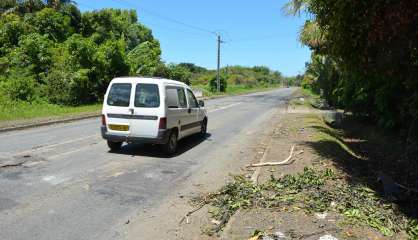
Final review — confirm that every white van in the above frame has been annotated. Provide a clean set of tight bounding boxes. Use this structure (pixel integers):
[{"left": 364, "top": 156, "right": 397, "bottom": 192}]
[{"left": 101, "top": 77, "right": 208, "bottom": 155}]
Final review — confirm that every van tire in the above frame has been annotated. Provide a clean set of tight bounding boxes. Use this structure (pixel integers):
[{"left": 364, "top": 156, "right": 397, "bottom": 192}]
[
  {"left": 164, "top": 130, "right": 178, "bottom": 156},
  {"left": 200, "top": 119, "right": 207, "bottom": 137},
  {"left": 107, "top": 141, "right": 122, "bottom": 151}
]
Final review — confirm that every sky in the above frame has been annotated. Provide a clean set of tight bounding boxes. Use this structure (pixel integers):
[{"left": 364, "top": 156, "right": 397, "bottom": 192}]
[{"left": 75, "top": 0, "right": 311, "bottom": 76}]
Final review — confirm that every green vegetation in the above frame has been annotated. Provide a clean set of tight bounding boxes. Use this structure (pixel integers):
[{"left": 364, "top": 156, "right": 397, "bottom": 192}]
[
  {"left": 197, "top": 168, "right": 417, "bottom": 238},
  {"left": 0, "top": 2, "right": 161, "bottom": 106},
  {"left": 189, "top": 65, "right": 297, "bottom": 90},
  {"left": 285, "top": 0, "right": 417, "bottom": 140},
  {"left": 0, "top": 101, "right": 101, "bottom": 122}
]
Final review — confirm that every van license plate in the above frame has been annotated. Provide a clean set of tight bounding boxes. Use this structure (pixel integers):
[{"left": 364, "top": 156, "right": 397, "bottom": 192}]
[{"left": 109, "top": 124, "right": 129, "bottom": 131}]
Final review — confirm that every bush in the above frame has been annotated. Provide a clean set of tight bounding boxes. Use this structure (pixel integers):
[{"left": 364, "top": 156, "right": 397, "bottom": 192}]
[
  {"left": 42, "top": 68, "right": 72, "bottom": 104},
  {"left": 44, "top": 68, "right": 96, "bottom": 105},
  {"left": 0, "top": 71, "right": 37, "bottom": 102},
  {"left": 209, "top": 75, "right": 227, "bottom": 92}
]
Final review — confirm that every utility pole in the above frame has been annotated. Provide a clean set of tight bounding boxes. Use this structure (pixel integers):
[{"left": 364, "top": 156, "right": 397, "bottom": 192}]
[{"left": 217, "top": 35, "right": 221, "bottom": 92}]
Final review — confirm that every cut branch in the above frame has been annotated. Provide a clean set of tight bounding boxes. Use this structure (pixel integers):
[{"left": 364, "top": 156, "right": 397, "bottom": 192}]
[{"left": 246, "top": 145, "right": 295, "bottom": 167}]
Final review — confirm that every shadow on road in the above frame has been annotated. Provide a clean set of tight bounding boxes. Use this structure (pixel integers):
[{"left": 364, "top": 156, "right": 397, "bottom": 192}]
[{"left": 109, "top": 133, "right": 212, "bottom": 158}]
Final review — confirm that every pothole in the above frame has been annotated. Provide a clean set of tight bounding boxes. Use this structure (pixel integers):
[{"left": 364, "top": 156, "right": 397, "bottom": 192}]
[{"left": 0, "top": 155, "right": 46, "bottom": 169}]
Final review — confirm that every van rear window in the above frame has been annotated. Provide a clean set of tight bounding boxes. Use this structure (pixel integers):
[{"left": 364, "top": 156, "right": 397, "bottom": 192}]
[
  {"left": 107, "top": 83, "right": 132, "bottom": 107},
  {"left": 134, "top": 84, "right": 160, "bottom": 108}
]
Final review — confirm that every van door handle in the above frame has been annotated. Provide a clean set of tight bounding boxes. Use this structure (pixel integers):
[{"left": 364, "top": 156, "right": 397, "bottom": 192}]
[
  {"left": 188, "top": 108, "right": 191, "bottom": 114},
  {"left": 129, "top": 108, "right": 134, "bottom": 114}
]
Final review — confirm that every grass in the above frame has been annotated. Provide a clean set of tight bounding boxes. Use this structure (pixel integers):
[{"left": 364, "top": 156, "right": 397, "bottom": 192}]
[
  {"left": 289, "top": 87, "right": 321, "bottom": 109},
  {"left": 0, "top": 101, "right": 101, "bottom": 122}
]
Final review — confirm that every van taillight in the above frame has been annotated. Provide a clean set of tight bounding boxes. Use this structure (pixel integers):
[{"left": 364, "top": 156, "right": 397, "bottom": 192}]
[
  {"left": 159, "top": 117, "right": 167, "bottom": 129},
  {"left": 101, "top": 114, "right": 106, "bottom": 126}
]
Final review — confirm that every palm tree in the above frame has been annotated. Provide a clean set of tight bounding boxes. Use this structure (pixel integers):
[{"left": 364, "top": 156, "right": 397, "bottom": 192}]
[
  {"left": 283, "top": 0, "right": 326, "bottom": 50},
  {"left": 299, "top": 20, "right": 326, "bottom": 50},
  {"left": 282, "top": 0, "right": 310, "bottom": 16}
]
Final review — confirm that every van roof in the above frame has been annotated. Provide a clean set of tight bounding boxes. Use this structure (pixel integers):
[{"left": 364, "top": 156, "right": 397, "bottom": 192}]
[{"left": 111, "top": 77, "right": 188, "bottom": 87}]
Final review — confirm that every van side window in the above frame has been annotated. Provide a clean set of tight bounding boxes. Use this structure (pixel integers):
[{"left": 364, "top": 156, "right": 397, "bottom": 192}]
[
  {"left": 166, "top": 88, "right": 179, "bottom": 108},
  {"left": 177, "top": 88, "right": 187, "bottom": 108},
  {"left": 135, "top": 84, "right": 160, "bottom": 108},
  {"left": 107, "top": 83, "right": 132, "bottom": 107},
  {"left": 186, "top": 89, "right": 199, "bottom": 108}
]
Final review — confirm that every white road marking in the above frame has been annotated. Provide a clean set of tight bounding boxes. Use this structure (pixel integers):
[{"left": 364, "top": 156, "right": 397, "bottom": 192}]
[
  {"left": 42, "top": 175, "right": 72, "bottom": 185},
  {"left": 208, "top": 102, "right": 242, "bottom": 113},
  {"left": 47, "top": 142, "right": 100, "bottom": 159}
]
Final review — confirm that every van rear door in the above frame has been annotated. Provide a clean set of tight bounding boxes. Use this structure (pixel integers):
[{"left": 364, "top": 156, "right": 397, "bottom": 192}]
[
  {"left": 182, "top": 88, "right": 200, "bottom": 135},
  {"left": 105, "top": 83, "right": 133, "bottom": 134},
  {"left": 166, "top": 86, "right": 189, "bottom": 138},
  {"left": 129, "top": 83, "right": 162, "bottom": 138}
]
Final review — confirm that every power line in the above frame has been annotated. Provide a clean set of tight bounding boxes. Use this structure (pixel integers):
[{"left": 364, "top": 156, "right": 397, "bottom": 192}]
[
  {"left": 143, "top": 20, "right": 218, "bottom": 39},
  {"left": 110, "top": 0, "right": 217, "bottom": 36}
]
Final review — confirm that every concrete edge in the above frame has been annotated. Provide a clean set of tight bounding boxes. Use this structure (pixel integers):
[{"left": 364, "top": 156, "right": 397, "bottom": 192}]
[{"left": 0, "top": 113, "right": 101, "bottom": 133}]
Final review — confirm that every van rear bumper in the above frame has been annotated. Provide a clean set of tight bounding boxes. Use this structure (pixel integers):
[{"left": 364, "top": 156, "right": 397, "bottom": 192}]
[{"left": 101, "top": 126, "right": 171, "bottom": 144}]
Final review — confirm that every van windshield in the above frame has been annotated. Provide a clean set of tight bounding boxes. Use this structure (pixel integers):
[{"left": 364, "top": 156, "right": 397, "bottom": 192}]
[
  {"left": 107, "top": 83, "right": 131, "bottom": 107},
  {"left": 134, "top": 84, "right": 160, "bottom": 108}
]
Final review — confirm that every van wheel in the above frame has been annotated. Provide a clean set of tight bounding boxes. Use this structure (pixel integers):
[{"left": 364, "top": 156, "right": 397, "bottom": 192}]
[
  {"left": 164, "top": 131, "right": 178, "bottom": 155},
  {"left": 107, "top": 141, "right": 122, "bottom": 151},
  {"left": 200, "top": 119, "right": 207, "bottom": 137}
]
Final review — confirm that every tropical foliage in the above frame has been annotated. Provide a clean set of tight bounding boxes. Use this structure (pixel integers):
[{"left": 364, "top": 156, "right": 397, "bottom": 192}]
[
  {"left": 0, "top": 2, "right": 163, "bottom": 105},
  {"left": 289, "top": 0, "right": 417, "bottom": 140}
]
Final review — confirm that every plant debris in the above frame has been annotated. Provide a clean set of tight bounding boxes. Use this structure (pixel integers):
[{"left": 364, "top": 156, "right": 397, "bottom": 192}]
[{"left": 194, "top": 167, "right": 418, "bottom": 238}]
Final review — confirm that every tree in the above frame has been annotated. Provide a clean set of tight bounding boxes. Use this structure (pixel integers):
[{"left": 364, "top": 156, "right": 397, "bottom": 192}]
[
  {"left": 0, "top": 14, "right": 31, "bottom": 54},
  {"left": 0, "top": 3, "right": 162, "bottom": 106},
  {"left": 126, "top": 40, "right": 161, "bottom": 76},
  {"left": 96, "top": 38, "right": 129, "bottom": 94},
  {"left": 14, "top": 33, "right": 53, "bottom": 78},
  {"left": 177, "top": 63, "right": 207, "bottom": 74},
  {"left": 32, "top": 7, "right": 73, "bottom": 41},
  {"left": 167, "top": 64, "right": 192, "bottom": 85},
  {"left": 44, "top": 0, "right": 75, "bottom": 10},
  {"left": 286, "top": 0, "right": 417, "bottom": 131},
  {"left": 282, "top": 0, "right": 309, "bottom": 16}
]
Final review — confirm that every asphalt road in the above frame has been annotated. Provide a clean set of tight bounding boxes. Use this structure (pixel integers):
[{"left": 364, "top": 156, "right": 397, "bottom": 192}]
[{"left": 0, "top": 88, "right": 295, "bottom": 240}]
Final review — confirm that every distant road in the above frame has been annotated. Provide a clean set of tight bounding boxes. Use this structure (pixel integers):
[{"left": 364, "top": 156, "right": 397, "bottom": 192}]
[{"left": 0, "top": 88, "right": 296, "bottom": 240}]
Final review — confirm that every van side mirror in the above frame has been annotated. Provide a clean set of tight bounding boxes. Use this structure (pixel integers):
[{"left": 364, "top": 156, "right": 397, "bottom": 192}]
[{"left": 198, "top": 100, "right": 205, "bottom": 107}]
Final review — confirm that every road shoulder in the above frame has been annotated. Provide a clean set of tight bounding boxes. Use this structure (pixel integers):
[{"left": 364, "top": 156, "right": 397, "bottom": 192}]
[{"left": 186, "top": 90, "right": 413, "bottom": 240}]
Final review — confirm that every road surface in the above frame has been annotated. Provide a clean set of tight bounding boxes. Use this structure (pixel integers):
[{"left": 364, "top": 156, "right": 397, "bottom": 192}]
[{"left": 0, "top": 88, "right": 295, "bottom": 240}]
